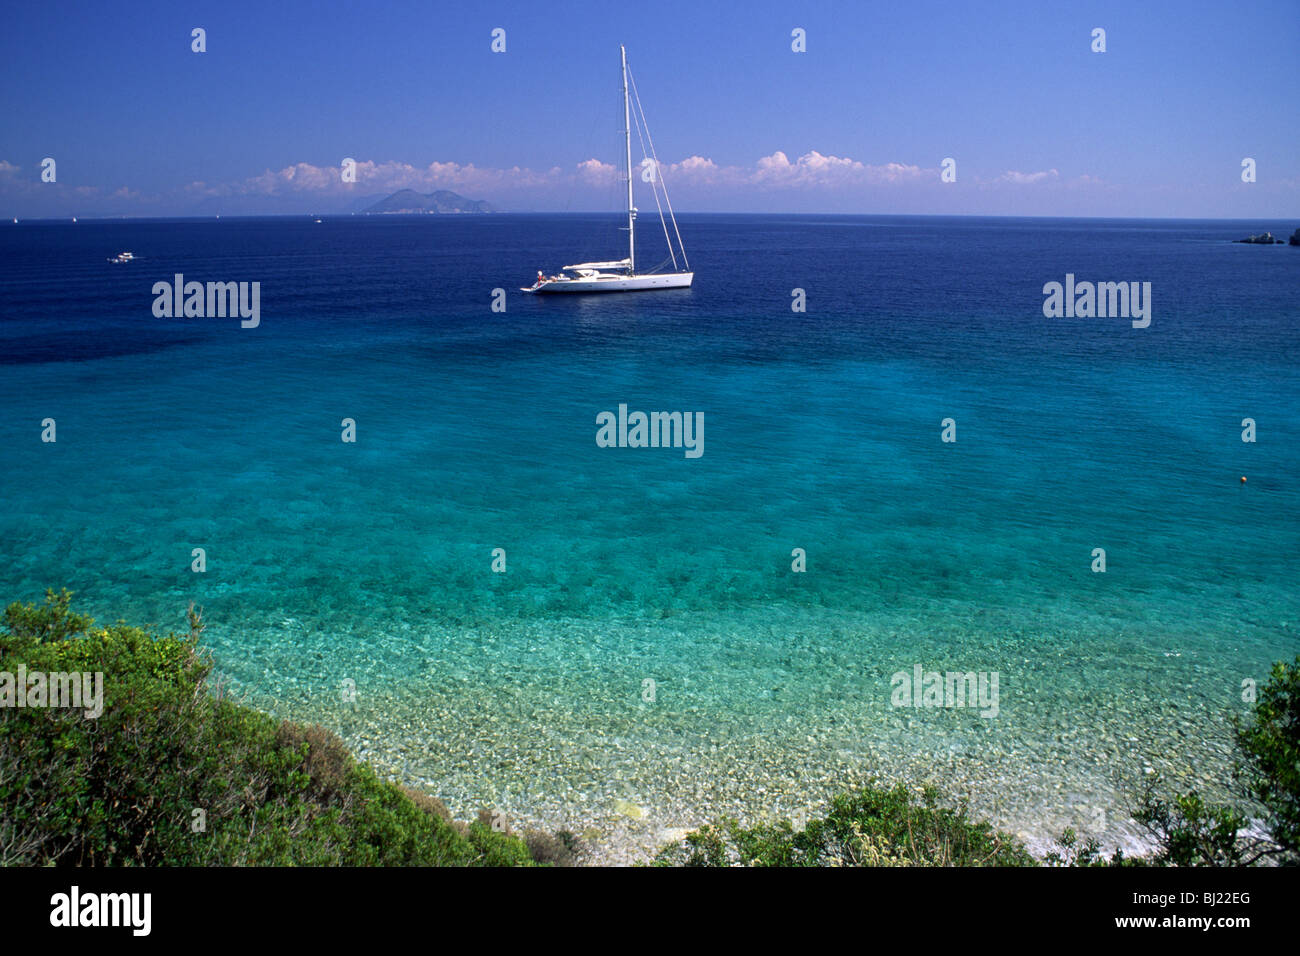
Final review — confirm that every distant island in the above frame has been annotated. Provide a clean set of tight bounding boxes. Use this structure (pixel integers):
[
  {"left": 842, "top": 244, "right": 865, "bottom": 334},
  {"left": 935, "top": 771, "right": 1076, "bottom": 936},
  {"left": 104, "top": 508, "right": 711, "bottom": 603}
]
[
  {"left": 1234, "top": 228, "right": 1299, "bottom": 245},
  {"left": 361, "top": 189, "right": 494, "bottom": 215}
]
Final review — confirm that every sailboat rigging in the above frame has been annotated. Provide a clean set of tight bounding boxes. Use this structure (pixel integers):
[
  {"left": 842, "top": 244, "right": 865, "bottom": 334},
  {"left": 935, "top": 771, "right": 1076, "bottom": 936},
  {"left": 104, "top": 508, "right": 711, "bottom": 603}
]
[{"left": 522, "top": 45, "right": 693, "bottom": 294}]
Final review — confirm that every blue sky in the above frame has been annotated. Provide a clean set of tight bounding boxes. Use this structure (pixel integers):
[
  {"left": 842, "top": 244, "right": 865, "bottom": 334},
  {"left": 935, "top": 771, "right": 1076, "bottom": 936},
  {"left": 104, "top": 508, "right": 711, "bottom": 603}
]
[{"left": 1, "top": 0, "right": 1296, "bottom": 217}]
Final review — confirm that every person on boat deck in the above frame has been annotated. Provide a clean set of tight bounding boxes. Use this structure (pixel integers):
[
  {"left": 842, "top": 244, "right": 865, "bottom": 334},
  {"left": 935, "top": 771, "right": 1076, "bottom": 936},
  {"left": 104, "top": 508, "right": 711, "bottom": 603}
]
[{"left": 536, "top": 270, "right": 546, "bottom": 285}]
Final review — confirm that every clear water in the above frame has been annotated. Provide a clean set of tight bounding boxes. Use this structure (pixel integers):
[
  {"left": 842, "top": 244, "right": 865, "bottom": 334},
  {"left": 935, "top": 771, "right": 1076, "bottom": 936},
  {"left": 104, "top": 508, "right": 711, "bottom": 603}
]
[{"left": 1, "top": 214, "right": 1297, "bottom": 858}]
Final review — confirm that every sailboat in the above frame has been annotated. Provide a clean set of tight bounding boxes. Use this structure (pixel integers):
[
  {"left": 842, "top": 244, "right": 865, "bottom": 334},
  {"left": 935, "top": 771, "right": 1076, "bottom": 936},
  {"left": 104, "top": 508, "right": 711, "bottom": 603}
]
[{"left": 522, "top": 45, "right": 692, "bottom": 294}]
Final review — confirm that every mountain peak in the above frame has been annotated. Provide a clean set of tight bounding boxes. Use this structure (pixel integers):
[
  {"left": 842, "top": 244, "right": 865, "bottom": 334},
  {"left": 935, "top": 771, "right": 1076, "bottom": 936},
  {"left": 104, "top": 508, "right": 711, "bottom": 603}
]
[{"left": 362, "top": 189, "right": 494, "bottom": 215}]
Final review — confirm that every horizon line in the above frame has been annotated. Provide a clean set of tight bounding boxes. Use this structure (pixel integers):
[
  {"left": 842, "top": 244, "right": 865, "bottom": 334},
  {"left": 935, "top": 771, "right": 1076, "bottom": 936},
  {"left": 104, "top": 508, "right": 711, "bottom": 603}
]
[{"left": 5, "top": 212, "right": 1299, "bottom": 224}]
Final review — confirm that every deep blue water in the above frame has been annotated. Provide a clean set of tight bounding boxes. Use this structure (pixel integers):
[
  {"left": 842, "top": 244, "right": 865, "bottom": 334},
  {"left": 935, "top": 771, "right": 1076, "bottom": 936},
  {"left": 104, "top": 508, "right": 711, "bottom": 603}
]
[{"left": 1, "top": 214, "right": 1297, "bottom": 854}]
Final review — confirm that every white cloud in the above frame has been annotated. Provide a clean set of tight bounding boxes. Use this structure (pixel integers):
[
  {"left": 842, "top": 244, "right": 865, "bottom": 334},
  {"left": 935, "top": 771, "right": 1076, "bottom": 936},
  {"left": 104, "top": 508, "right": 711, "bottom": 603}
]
[
  {"left": 754, "top": 150, "right": 865, "bottom": 187},
  {"left": 995, "top": 168, "right": 1060, "bottom": 185},
  {"left": 664, "top": 152, "right": 926, "bottom": 189},
  {"left": 867, "top": 162, "right": 926, "bottom": 183},
  {"left": 0, "top": 149, "right": 968, "bottom": 215},
  {"left": 666, "top": 155, "right": 724, "bottom": 183},
  {"left": 184, "top": 159, "right": 567, "bottom": 199},
  {"left": 576, "top": 158, "right": 617, "bottom": 185},
  {"left": 217, "top": 151, "right": 930, "bottom": 195},
  {"left": 165, "top": 150, "right": 937, "bottom": 204}
]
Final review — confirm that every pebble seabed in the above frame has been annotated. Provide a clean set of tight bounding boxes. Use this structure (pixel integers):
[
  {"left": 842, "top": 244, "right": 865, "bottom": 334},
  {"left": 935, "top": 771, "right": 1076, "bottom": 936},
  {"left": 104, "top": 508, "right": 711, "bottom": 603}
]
[{"left": 217, "top": 602, "right": 1282, "bottom": 866}]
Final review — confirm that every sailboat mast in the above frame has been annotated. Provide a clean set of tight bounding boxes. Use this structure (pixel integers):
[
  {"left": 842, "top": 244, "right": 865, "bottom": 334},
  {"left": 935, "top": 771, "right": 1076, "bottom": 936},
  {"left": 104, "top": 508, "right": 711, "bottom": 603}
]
[{"left": 621, "top": 44, "right": 635, "bottom": 274}]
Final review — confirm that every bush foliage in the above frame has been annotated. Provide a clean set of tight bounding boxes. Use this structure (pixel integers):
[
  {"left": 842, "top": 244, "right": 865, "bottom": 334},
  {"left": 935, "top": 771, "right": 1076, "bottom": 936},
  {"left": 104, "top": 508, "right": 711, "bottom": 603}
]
[
  {"left": 653, "top": 783, "right": 1037, "bottom": 867},
  {"left": 0, "top": 590, "right": 534, "bottom": 866}
]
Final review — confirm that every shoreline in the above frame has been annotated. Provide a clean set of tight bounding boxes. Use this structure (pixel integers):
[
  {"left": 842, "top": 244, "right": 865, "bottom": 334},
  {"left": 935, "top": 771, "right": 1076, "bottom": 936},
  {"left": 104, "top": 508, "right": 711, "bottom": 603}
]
[{"left": 224, "top": 608, "right": 1245, "bottom": 867}]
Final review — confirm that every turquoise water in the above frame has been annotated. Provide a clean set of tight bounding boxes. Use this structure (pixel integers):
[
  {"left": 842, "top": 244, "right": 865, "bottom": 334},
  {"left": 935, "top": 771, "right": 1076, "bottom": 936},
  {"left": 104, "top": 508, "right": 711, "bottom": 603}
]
[{"left": 1, "top": 214, "right": 1296, "bottom": 858}]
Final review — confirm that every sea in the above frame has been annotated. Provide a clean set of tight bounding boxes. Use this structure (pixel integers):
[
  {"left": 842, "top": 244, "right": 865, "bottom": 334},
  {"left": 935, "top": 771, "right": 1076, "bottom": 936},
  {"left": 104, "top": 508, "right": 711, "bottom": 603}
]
[{"left": 1, "top": 213, "right": 1296, "bottom": 861}]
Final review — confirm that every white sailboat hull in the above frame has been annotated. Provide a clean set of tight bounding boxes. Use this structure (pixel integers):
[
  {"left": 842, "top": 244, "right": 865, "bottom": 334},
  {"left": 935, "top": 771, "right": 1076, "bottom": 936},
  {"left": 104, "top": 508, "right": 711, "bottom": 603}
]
[
  {"left": 525, "top": 272, "right": 693, "bottom": 294},
  {"left": 520, "top": 47, "right": 692, "bottom": 296}
]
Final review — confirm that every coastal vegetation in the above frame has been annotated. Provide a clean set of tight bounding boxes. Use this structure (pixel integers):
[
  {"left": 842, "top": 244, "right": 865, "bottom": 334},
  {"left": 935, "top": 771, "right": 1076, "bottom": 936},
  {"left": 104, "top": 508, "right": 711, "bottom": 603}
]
[
  {"left": 652, "top": 783, "right": 1037, "bottom": 866},
  {"left": 1045, "top": 654, "right": 1299, "bottom": 868},
  {"left": 3, "top": 591, "right": 1295, "bottom": 867},
  {"left": 656, "top": 657, "right": 1300, "bottom": 867},
  {"left": 0, "top": 590, "right": 540, "bottom": 866}
]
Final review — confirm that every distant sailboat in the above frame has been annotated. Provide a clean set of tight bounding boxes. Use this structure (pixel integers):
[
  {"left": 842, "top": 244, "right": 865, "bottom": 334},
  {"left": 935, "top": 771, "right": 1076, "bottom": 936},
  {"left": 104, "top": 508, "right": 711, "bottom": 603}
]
[{"left": 523, "top": 45, "right": 692, "bottom": 294}]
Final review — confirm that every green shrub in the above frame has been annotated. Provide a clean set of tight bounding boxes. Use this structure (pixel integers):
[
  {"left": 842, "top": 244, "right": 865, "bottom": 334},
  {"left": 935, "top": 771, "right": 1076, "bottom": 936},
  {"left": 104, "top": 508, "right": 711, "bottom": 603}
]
[
  {"left": 1235, "top": 656, "right": 1300, "bottom": 861},
  {"left": 653, "top": 783, "right": 1037, "bottom": 867},
  {"left": 1130, "top": 788, "right": 1250, "bottom": 867},
  {"left": 522, "top": 827, "right": 581, "bottom": 866},
  {"left": 1054, "top": 655, "right": 1300, "bottom": 867},
  {"left": 0, "top": 590, "right": 533, "bottom": 866}
]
